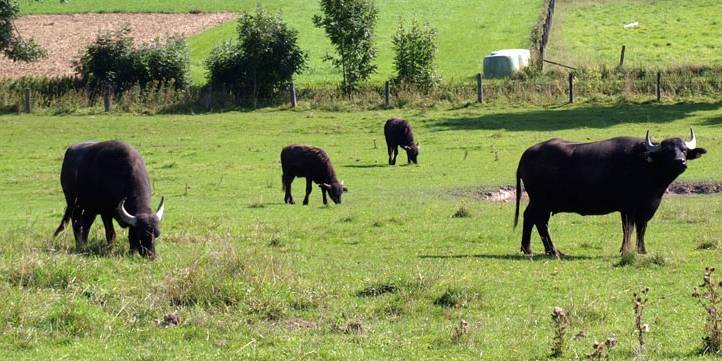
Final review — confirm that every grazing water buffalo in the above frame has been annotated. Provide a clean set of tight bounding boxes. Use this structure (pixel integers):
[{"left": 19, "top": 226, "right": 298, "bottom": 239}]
[
  {"left": 53, "top": 141, "right": 165, "bottom": 258},
  {"left": 384, "top": 118, "right": 420, "bottom": 165},
  {"left": 514, "top": 129, "right": 706, "bottom": 256},
  {"left": 281, "top": 144, "right": 347, "bottom": 205}
]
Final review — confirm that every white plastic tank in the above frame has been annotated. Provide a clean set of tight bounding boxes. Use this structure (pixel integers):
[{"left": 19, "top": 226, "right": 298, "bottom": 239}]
[{"left": 483, "top": 49, "right": 531, "bottom": 78}]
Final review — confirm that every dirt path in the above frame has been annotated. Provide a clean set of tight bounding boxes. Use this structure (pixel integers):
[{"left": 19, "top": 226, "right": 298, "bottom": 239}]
[
  {"left": 0, "top": 13, "right": 237, "bottom": 79},
  {"left": 455, "top": 182, "right": 722, "bottom": 203}
]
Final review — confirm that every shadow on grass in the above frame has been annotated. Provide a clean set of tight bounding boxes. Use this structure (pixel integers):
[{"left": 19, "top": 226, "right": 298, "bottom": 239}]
[
  {"left": 418, "top": 253, "right": 600, "bottom": 261},
  {"left": 342, "top": 164, "right": 388, "bottom": 168},
  {"left": 71, "top": 238, "right": 128, "bottom": 258},
  {"left": 430, "top": 101, "right": 722, "bottom": 132}
]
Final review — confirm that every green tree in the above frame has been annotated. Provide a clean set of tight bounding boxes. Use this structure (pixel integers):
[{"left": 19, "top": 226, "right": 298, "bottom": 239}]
[
  {"left": 0, "top": 0, "right": 45, "bottom": 61},
  {"left": 206, "top": 6, "right": 306, "bottom": 103},
  {"left": 313, "top": 0, "right": 377, "bottom": 95},
  {"left": 392, "top": 19, "right": 438, "bottom": 92}
]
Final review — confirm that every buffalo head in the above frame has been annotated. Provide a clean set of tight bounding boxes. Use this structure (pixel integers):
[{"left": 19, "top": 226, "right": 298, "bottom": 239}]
[
  {"left": 401, "top": 143, "right": 420, "bottom": 164},
  {"left": 320, "top": 181, "right": 348, "bottom": 204},
  {"left": 644, "top": 128, "right": 706, "bottom": 173},
  {"left": 117, "top": 197, "right": 165, "bottom": 259}
]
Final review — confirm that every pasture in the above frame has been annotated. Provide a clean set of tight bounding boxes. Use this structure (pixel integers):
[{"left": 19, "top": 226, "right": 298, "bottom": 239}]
[
  {"left": 17, "top": 0, "right": 544, "bottom": 85},
  {"left": 1, "top": 102, "right": 722, "bottom": 359},
  {"left": 545, "top": 0, "right": 722, "bottom": 68}
]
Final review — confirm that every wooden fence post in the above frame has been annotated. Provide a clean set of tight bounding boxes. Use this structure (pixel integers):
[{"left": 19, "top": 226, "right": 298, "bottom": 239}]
[
  {"left": 476, "top": 73, "right": 484, "bottom": 103},
  {"left": 290, "top": 82, "right": 297, "bottom": 108},
  {"left": 568, "top": 72, "right": 574, "bottom": 103},
  {"left": 619, "top": 45, "right": 626, "bottom": 67},
  {"left": 656, "top": 71, "right": 661, "bottom": 102},
  {"left": 384, "top": 81, "right": 390, "bottom": 107},
  {"left": 23, "top": 88, "right": 31, "bottom": 113},
  {"left": 103, "top": 84, "right": 112, "bottom": 112}
]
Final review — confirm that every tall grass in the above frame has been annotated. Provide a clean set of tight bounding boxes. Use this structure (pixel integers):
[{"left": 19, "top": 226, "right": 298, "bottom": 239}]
[{"left": 3, "top": 64, "right": 722, "bottom": 114}]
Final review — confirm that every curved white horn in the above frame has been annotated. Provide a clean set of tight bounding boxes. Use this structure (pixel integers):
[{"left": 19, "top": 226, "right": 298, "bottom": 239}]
[
  {"left": 155, "top": 196, "right": 165, "bottom": 222},
  {"left": 685, "top": 128, "right": 696, "bottom": 149},
  {"left": 645, "top": 130, "right": 661, "bottom": 152},
  {"left": 117, "top": 198, "right": 138, "bottom": 226}
]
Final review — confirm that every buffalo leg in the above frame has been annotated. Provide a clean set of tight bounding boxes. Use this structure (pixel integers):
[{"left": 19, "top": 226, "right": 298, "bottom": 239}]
[
  {"left": 321, "top": 188, "right": 328, "bottom": 205},
  {"left": 74, "top": 210, "right": 96, "bottom": 251},
  {"left": 283, "top": 174, "right": 295, "bottom": 204},
  {"left": 635, "top": 219, "right": 648, "bottom": 254},
  {"left": 620, "top": 212, "right": 635, "bottom": 254},
  {"left": 391, "top": 146, "right": 399, "bottom": 165},
  {"left": 303, "top": 178, "right": 312, "bottom": 205},
  {"left": 535, "top": 211, "right": 561, "bottom": 257},
  {"left": 101, "top": 214, "right": 116, "bottom": 245},
  {"left": 387, "top": 145, "right": 394, "bottom": 165},
  {"left": 520, "top": 206, "right": 535, "bottom": 254}
]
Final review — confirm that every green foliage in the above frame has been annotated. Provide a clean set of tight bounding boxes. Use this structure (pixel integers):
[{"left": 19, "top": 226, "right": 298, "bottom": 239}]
[
  {"left": 205, "top": 6, "right": 306, "bottom": 102},
  {"left": 75, "top": 27, "right": 189, "bottom": 92},
  {"left": 392, "top": 19, "right": 438, "bottom": 91},
  {"left": 0, "top": 0, "right": 45, "bottom": 61},
  {"left": 313, "top": 0, "right": 378, "bottom": 94}
]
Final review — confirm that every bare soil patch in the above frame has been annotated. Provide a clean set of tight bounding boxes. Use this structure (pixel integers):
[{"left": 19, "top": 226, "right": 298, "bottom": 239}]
[
  {"left": 454, "top": 182, "right": 722, "bottom": 203},
  {"left": 0, "top": 13, "right": 237, "bottom": 79}
]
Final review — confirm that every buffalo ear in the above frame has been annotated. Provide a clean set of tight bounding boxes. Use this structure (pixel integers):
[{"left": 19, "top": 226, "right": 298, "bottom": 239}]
[
  {"left": 688, "top": 147, "right": 707, "bottom": 160},
  {"left": 342, "top": 186, "right": 348, "bottom": 193}
]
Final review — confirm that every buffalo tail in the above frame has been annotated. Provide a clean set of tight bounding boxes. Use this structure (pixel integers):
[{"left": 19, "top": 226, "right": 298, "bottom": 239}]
[{"left": 513, "top": 168, "right": 522, "bottom": 229}]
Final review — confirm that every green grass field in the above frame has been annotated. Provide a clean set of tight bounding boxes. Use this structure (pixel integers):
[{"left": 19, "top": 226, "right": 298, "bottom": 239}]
[
  {"left": 18, "top": 0, "right": 544, "bottom": 85},
  {"left": 546, "top": 0, "right": 722, "bottom": 68},
  {"left": 2, "top": 102, "right": 722, "bottom": 359}
]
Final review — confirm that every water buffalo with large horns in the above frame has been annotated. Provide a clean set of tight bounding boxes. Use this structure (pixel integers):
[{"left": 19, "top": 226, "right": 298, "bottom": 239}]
[
  {"left": 53, "top": 141, "right": 165, "bottom": 258},
  {"left": 281, "top": 144, "right": 347, "bottom": 205},
  {"left": 384, "top": 118, "right": 420, "bottom": 165},
  {"left": 514, "top": 129, "right": 706, "bottom": 257}
]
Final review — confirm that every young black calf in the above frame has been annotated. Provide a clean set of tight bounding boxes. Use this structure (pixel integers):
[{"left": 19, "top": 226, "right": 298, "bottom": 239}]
[
  {"left": 281, "top": 144, "right": 348, "bottom": 205},
  {"left": 384, "top": 118, "right": 419, "bottom": 165}
]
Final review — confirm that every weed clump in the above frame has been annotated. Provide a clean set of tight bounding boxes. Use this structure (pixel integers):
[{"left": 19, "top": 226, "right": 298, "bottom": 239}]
[
  {"left": 451, "top": 206, "right": 471, "bottom": 218},
  {"left": 616, "top": 252, "right": 637, "bottom": 267},
  {"left": 356, "top": 283, "right": 398, "bottom": 297},
  {"left": 450, "top": 319, "right": 469, "bottom": 344},
  {"left": 551, "top": 306, "right": 569, "bottom": 357},
  {"left": 633, "top": 288, "right": 650, "bottom": 357},
  {"left": 434, "top": 288, "right": 471, "bottom": 308},
  {"left": 587, "top": 337, "right": 618, "bottom": 360},
  {"left": 692, "top": 267, "right": 722, "bottom": 355}
]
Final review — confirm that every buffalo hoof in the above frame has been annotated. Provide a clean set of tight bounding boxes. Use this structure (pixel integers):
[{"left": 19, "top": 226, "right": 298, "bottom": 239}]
[
  {"left": 520, "top": 246, "right": 533, "bottom": 255},
  {"left": 637, "top": 249, "right": 648, "bottom": 255},
  {"left": 546, "top": 249, "right": 565, "bottom": 258}
]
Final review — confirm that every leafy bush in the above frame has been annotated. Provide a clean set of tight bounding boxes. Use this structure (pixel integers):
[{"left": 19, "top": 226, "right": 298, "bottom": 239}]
[
  {"left": 313, "top": 0, "right": 378, "bottom": 94},
  {"left": 75, "top": 27, "right": 189, "bottom": 93},
  {"left": 392, "top": 19, "right": 438, "bottom": 91},
  {"left": 0, "top": 0, "right": 46, "bottom": 62},
  {"left": 205, "top": 6, "right": 306, "bottom": 102}
]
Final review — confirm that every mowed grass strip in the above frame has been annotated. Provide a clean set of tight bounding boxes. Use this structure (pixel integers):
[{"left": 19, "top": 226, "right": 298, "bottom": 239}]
[
  {"left": 19, "top": 0, "right": 545, "bottom": 85},
  {"left": 546, "top": 0, "right": 722, "bottom": 67},
  {"left": 1, "top": 102, "right": 722, "bottom": 358}
]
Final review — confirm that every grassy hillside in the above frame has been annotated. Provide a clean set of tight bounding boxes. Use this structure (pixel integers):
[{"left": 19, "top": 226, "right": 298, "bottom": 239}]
[
  {"left": 2, "top": 102, "right": 722, "bottom": 359},
  {"left": 18, "top": 0, "right": 545, "bottom": 85},
  {"left": 545, "top": 0, "right": 722, "bottom": 68}
]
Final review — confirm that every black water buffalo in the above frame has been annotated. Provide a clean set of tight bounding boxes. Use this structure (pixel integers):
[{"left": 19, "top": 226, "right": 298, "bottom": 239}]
[
  {"left": 53, "top": 141, "right": 165, "bottom": 258},
  {"left": 384, "top": 118, "right": 420, "bottom": 165},
  {"left": 281, "top": 144, "right": 347, "bottom": 205},
  {"left": 514, "top": 129, "right": 706, "bottom": 256}
]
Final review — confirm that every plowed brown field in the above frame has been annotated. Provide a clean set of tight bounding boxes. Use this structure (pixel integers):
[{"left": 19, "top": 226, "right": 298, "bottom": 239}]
[{"left": 0, "top": 13, "right": 236, "bottom": 79}]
